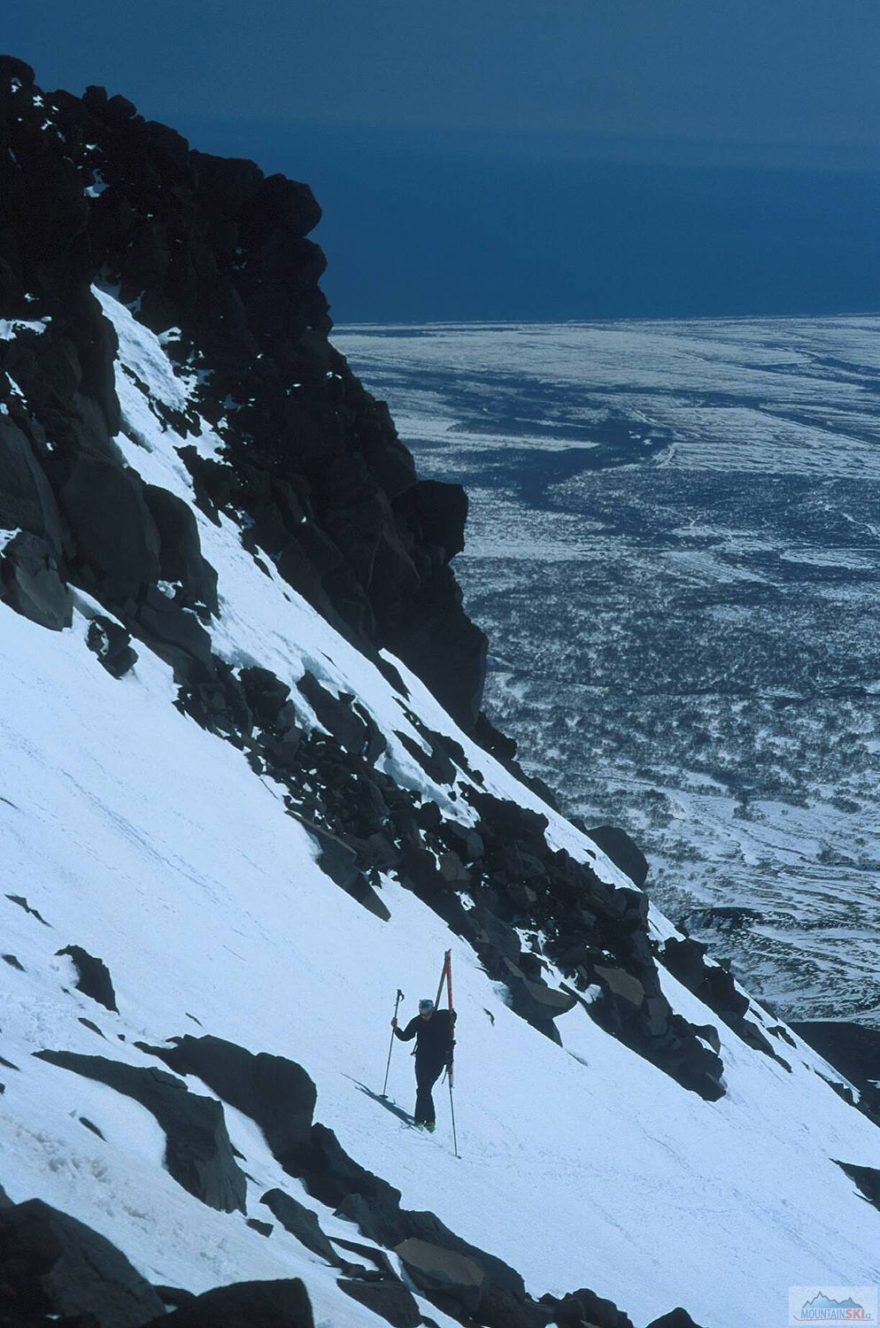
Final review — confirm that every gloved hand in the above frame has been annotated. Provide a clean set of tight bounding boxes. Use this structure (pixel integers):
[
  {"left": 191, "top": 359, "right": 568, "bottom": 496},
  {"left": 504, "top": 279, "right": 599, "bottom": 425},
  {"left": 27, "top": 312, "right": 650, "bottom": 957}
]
[{"left": 391, "top": 1017, "right": 398, "bottom": 1029}]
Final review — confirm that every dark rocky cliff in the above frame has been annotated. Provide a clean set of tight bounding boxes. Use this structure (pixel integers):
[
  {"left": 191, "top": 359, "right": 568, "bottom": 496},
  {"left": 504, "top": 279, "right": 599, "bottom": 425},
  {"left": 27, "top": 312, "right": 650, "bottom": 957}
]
[
  {"left": 0, "top": 53, "right": 770, "bottom": 1109},
  {"left": 0, "top": 53, "right": 485, "bottom": 727}
]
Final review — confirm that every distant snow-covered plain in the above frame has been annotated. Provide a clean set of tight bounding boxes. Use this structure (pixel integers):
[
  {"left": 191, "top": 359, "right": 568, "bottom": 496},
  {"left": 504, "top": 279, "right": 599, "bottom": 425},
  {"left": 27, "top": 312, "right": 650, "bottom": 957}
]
[{"left": 335, "top": 317, "right": 880, "bottom": 1028}]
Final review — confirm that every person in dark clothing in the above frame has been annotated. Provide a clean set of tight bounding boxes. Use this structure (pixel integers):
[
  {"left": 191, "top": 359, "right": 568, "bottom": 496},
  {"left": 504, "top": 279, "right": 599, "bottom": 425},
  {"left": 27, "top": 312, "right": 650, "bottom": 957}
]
[{"left": 391, "top": 997, "right": 456, "bottom": 1130}]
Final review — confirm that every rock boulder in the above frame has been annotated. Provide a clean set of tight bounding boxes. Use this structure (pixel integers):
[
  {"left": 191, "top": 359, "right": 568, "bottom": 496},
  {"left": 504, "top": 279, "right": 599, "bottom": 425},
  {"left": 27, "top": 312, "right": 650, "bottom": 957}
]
[{"left": 0, "top": 1197, "right": 165, "bottom": 1328}]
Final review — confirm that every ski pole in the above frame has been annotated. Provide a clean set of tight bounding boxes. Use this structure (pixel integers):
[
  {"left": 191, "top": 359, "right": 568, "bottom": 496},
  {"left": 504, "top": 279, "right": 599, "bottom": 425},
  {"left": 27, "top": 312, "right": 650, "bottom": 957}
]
[
  {"left": 381, "top": 989, "right": 404, "bottom": 1097},
  {"left": 445, "top": 953, "right": 459, "bottom": 1157},
  {"left": 448, "top": 1074, "right": 459, "bottom": 1158}
]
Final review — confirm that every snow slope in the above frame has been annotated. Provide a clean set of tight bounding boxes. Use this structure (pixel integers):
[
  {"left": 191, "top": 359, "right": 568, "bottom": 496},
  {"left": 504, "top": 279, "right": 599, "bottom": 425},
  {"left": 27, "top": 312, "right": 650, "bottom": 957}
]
[{"left": 1, "top": 294, "right": 880, "bottom": 1328}]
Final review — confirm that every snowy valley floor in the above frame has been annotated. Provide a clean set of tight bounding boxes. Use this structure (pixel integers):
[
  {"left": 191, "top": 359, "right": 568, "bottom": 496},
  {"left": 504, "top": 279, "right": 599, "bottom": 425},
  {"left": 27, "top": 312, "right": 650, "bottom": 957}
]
[{"left": 336, "top": 318, "right": 880, "bottom": 1029}]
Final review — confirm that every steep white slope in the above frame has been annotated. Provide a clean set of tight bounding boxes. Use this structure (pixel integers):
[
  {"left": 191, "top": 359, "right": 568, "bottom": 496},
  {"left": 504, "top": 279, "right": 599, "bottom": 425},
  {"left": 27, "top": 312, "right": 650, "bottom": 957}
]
[
  {"left": 92, "top": 287, "right": 634, "bottom": 880},
  {"left": 0, "top": 295, "right": 879, "bottom": 1327}
]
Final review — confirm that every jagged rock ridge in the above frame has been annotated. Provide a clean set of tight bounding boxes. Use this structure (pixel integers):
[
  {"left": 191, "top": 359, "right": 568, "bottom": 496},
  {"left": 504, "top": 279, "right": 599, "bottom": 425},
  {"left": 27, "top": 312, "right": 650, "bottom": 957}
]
[
  {"left": 0, "top": 52, "right": 484, "bottom": 727},
  {"left": 0, "top": 52, "right": 734, "bottom": 1102}
]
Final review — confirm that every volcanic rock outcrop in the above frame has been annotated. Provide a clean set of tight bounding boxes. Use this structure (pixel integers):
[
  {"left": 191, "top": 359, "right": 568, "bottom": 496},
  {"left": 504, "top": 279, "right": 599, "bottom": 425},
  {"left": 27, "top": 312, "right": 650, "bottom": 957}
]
[{"left": 0, "top": 53, "right": 485, "bottom": 726}]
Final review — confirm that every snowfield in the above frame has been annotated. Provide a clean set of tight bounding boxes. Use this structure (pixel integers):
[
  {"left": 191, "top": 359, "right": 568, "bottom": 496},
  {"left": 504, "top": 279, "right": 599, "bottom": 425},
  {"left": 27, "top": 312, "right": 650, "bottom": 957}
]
[
  {"left": 335, "top": 318, "right": 880, "bottom": 1030},
  {"left": 1, "top": 293, "right": 880, "bottom": 1328}
]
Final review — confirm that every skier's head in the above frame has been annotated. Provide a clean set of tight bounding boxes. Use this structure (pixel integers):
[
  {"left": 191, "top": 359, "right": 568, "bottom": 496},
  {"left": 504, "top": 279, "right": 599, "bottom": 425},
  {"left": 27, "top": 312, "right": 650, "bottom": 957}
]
[{"left": 418, "top": 998, "right": 435, "bottom": 1018}]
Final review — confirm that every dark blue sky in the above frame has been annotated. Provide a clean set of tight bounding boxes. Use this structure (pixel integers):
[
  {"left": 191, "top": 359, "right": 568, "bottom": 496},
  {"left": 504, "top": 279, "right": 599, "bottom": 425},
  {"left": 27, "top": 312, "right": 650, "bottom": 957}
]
[{"left": 5, "top": 1, "right": 880, "bottom": 321}]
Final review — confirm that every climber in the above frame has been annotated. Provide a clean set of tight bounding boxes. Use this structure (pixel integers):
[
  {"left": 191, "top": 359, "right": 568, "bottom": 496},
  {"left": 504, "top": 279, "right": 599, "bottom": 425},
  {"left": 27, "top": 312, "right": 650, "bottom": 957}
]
[{"left": 391, "top": 998, "right": 456, "bottom": 1131}]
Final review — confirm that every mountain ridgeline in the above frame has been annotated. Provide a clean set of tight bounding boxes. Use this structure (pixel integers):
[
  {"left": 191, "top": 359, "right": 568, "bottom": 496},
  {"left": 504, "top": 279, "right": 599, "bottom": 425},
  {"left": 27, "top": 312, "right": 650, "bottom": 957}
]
[
  {"left": 0, "top": 53, "right": 484, "bottom": 729},
  {"left": 1, "top": 55, "right": 879, "bottom": 1328}
]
